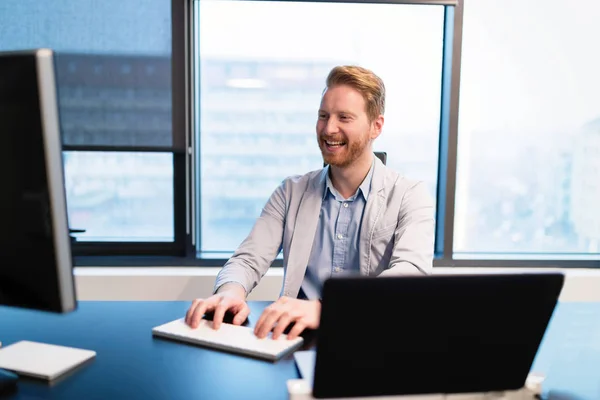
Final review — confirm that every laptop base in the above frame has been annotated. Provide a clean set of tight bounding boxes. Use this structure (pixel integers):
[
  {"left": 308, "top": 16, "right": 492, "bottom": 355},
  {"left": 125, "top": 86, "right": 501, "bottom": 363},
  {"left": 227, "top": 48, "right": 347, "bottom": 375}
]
[{"left": 287, "top": 372, "right": 544, "bottom": 400}]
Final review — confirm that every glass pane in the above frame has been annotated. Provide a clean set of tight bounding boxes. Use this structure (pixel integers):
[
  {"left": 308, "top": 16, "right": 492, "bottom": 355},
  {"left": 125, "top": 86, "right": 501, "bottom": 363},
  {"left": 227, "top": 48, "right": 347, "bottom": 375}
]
[
  {"left": 454, "top": 0, "right": 600, "bottom": 259},
  {"left": 0, "top": 0, "right": 175, "bottom": 244},
  {"left": 196, "top": 0, "right": 445, "bottom": 253},
  {"left": 63, "top": 152, "right": 174, "bottom": 242},
  {"left": 0, "top": 0, "right": 172, "bottom": 148}
]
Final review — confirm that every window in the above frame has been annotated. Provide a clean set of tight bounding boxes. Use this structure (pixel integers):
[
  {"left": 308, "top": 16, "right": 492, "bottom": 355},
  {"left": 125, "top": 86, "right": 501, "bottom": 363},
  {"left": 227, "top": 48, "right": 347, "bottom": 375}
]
[
  {"left": 0, "top": 0, "right": 183, "bottom": 253},
  {"left": 454, "top": 0, "right": 600, "bottom": 259},
  {"left": 194, "top": 0, "right": 445, "bottom": 255},
  {"left": 64, "top": 152, "right": 173, "bottom": 242},
  {"left": 5, "top": 0, "right": 595, "bottom": 266}
]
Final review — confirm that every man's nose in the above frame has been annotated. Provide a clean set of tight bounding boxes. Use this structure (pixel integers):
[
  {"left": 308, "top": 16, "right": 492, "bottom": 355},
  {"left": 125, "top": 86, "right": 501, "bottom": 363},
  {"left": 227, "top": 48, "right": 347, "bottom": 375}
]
[{"left": 324, "top": 117, "right": 339, "bottom": 134}]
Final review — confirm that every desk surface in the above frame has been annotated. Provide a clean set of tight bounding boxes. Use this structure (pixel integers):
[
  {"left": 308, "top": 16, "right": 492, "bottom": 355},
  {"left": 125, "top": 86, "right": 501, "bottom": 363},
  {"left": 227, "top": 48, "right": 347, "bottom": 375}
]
[{"left": 1, "top": 301, "right": 600, "bottom": 400}]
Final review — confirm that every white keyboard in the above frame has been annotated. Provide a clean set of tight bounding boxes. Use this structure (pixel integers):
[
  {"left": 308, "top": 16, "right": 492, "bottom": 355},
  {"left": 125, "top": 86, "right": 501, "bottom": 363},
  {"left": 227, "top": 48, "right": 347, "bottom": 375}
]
[{"left": 152, "top": 318, "right": 304, "bottom": 361}]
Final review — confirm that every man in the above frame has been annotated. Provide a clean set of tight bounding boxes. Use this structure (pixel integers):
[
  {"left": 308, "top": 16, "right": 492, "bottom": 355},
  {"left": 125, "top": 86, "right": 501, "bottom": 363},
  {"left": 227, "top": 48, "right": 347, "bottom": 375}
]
[{"left": 185, "top": 65, "right": 435, "bottom": 340}]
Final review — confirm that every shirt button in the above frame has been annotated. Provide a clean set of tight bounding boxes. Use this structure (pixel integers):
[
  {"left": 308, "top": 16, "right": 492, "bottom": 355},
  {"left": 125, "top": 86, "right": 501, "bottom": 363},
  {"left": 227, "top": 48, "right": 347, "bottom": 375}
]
[
  {"left": 337, "top": 234, "right": 343, "bottom": 239},
  {"left": 343, "top": 203, "right": 348, "bottom": 208},
  {"left": 334, "top": 267, "right": 341, "bottom": 273}
]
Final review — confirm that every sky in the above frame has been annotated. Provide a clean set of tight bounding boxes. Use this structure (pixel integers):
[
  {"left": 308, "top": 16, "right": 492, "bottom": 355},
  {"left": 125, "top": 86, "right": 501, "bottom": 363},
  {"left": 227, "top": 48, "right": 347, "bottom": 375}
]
[{"left": 458, "top": 0, "right": 600, "bottom": 134}]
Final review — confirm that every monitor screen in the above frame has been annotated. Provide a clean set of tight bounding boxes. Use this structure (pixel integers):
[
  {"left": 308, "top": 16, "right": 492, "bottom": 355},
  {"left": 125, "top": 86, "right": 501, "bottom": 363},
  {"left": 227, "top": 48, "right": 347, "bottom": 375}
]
[{"left": 0, "top": 49, "right": 76, "bottom": 313}]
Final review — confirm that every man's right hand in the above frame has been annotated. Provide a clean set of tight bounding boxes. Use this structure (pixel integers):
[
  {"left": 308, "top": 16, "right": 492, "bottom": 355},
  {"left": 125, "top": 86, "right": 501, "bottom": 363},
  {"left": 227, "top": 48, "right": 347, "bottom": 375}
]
[{"left": 184, "top": 283, "right": 249, "bottom": 330}]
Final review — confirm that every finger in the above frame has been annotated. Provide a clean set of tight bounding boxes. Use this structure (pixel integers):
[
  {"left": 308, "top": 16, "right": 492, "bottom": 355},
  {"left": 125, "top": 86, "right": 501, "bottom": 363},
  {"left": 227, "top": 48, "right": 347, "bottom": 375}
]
[
  {"left": 212, "top": 297, "right": 233, "bottom": 330},
  {"left": 272, "top": 311, "right": 295, "bottom": 340},
  {"left": 253, "top": 305, "right": 273, "bottom": 336},
  {"left": 255, "top": 306, "right": 284, "bottom": 338},
  {"left": 185, "top": 299, "right": 201, "bottom": 326},
  {"left": 191, "top": 297, "right": 216, "bottom": 328},
  {"left": 254, "top": 298, "right": 285, "bottom": 336},
  {"left": 233, "top": 304, "right": 250, "bottom": 326},
  {"left": 287, "top": 321, "right": 306, "bottom": 340}
]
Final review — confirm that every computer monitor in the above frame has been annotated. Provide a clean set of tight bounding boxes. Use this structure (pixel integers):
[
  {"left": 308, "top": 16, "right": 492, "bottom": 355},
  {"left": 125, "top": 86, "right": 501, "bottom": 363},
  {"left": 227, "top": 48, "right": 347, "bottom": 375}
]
[{"left": 0, "top": 48, "right": 77, "bottom": 393}]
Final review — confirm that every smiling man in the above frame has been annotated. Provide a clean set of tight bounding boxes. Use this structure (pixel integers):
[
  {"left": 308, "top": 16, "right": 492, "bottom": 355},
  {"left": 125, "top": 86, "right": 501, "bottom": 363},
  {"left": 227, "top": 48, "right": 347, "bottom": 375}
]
[{"left": 185, "top": 66, "right": 435, "bottom": 339}]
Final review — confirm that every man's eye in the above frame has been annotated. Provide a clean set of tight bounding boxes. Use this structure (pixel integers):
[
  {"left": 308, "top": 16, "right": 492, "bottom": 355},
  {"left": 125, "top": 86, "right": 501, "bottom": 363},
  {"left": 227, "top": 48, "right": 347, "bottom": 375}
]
[{"left": 318, "top": 114, "right": 327, "bottom": 119}]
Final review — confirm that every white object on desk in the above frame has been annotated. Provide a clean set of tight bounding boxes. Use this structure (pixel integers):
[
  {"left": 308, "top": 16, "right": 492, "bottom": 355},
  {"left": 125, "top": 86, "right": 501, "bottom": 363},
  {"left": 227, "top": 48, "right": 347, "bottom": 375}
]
[
  {"left": 287, "top": 380, "right": 540, "bottom": 400},
  {"left": 152, "top": 318, "right": 304, "bottom": 361},
  {"left": 291, "top": 351, "right": 544, "bottom": 400},
  {"left": 0, "top": 340, "right": 96, "bottom": 381}
]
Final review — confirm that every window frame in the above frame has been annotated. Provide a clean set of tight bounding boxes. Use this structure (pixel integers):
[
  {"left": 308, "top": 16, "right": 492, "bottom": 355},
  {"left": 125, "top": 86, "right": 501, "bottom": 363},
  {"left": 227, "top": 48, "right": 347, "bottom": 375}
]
[
  {"left": 70, "top": 0, "right": 189, "bottom": 257},
  {"left": 190, "top": 0, "right": 458, "bottom": 265},
  {"left": 72, "top": 0, "right": 599, "bottom": 269},
  {"left": 437, "top": 0, "right": 599, "bottom": 268}
]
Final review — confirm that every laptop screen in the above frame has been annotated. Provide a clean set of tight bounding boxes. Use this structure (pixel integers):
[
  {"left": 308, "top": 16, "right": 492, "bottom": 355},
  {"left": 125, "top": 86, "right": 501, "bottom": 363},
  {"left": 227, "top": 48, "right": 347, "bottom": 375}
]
[{"left": 312, "top": 273, "right": 564, "bottom": 398}]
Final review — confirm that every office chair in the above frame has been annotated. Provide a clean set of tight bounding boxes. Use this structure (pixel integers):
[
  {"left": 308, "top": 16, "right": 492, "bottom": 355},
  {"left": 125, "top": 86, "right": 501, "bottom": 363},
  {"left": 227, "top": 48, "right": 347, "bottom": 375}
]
[
  {"left": 374, "top": 151, "right": 387, "bottom": 165},
  {"left": 323, "top": 151, "right": 387, "bottom": 167}
]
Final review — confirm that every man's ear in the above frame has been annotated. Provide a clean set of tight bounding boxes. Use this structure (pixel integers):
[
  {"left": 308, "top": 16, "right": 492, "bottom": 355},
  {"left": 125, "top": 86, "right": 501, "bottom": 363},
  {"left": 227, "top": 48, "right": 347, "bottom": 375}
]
[{"left": 370, "top": 115, "right": 384, "bottom": 140}]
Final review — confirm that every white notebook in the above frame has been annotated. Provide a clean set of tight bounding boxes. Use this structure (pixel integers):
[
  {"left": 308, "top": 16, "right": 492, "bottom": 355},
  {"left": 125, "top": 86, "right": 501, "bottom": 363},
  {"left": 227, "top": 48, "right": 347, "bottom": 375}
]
[
  {"left": 0, "top": 340, "right": 96, "bottom": 381},
  {"left": 152, "top": 318, "right": 304, "bottom": 361}
]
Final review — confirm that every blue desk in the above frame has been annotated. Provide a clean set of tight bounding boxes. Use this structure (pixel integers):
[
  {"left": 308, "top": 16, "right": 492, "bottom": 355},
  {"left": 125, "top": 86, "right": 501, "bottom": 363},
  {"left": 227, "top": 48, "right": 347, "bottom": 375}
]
[
  {"left": 1, "top": 301, "right": 599, "bottom": 400},
  {"left": 530, "top": 302, "right": 600, "bottom": 400}
]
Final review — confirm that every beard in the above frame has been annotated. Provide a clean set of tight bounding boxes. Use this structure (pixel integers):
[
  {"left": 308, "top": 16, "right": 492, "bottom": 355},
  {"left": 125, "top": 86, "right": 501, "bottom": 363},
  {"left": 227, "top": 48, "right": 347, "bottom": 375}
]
[{"left": 319, "top": 133, "right": 371, "bottom": 168}]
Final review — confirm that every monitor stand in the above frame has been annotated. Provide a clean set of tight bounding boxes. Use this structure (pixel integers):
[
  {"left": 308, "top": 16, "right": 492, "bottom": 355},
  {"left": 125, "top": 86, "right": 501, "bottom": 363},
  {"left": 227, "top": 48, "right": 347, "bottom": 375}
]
[{"left": 0, "top": 368, "right": 18, "bottom": 395}]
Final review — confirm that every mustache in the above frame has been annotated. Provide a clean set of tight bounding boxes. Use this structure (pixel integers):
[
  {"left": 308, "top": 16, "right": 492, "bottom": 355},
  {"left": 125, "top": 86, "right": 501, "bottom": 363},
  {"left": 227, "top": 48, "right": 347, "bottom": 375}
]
[{"left": 319, "top": 135, "right": 347, "bottom": 142}]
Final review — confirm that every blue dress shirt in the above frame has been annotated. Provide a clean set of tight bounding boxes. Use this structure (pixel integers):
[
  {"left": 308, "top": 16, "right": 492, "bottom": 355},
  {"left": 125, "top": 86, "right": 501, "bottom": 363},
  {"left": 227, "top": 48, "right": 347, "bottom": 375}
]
[{"left": 299, "top": 162, "right": 374, "bottom": 300}]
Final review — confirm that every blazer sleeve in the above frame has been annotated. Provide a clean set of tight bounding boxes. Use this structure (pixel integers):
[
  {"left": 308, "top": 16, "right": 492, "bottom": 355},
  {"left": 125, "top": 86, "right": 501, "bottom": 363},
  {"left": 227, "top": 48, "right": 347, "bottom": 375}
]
[
  {"left": 379, "top": 181, "right": 435, "bottom": 276},
  {"left": 213, "top": 181, "right": 287, "bottom": 295}
]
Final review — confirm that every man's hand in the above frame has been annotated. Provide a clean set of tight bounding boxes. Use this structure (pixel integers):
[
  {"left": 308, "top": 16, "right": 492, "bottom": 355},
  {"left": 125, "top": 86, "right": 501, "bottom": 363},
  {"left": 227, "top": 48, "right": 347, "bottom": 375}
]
[
  {"left": 254, "top": 297, "right": 321, "bottom": 340},
  {"left": 185, "top": 283, "right": 249, "bottom": 330}
]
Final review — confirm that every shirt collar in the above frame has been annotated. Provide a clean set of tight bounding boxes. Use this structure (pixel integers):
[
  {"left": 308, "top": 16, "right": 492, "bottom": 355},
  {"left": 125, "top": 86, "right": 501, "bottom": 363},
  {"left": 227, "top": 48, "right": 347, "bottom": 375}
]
[{"left": 323, "top": 159, "right": 375, "bottom": 201}]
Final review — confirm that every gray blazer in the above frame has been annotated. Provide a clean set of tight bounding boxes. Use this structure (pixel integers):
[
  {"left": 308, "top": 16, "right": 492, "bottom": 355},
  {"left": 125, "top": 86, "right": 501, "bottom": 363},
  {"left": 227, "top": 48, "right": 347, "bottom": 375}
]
[{"left": 214, "top": 157, "right": 435, "bottom": 298}]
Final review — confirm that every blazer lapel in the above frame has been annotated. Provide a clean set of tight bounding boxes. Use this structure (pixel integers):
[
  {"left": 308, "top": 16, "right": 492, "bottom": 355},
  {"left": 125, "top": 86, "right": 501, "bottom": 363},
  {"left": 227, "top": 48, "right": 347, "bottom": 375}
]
[
  {"left": 283, "top": 169, "right": 326, "bottom": 297},
  {"left": 360, "top": 157, "right": 387, "bottom": 275}
]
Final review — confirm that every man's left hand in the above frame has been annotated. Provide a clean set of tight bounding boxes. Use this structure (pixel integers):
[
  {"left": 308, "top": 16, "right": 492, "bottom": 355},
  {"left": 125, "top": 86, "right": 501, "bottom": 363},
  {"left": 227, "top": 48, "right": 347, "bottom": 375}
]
[{"left": 254, "top": 297, "right": 321, "bottom": 340}]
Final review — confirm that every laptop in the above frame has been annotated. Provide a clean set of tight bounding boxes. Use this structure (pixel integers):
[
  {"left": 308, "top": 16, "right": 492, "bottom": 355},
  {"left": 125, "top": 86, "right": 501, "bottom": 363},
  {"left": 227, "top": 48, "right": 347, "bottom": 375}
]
[{"left": 307, "top": 273, "right": 564, "bottom": 399}]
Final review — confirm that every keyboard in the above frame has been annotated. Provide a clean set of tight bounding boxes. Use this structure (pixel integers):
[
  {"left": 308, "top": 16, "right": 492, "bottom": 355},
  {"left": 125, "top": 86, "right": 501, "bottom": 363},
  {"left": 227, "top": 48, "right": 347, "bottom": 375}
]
[{"left": 152, "top": 318, "right": 304, "bottom": 361}]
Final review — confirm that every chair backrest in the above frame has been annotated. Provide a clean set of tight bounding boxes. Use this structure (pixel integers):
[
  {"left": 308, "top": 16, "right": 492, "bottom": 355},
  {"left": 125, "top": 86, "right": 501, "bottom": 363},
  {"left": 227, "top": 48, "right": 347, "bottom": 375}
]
[
  {"left": 374, "top": 151, "right": 387, "bottom": 165},
  {"left": 323, "top": 151, "right": 387, "bottom": 167}
]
